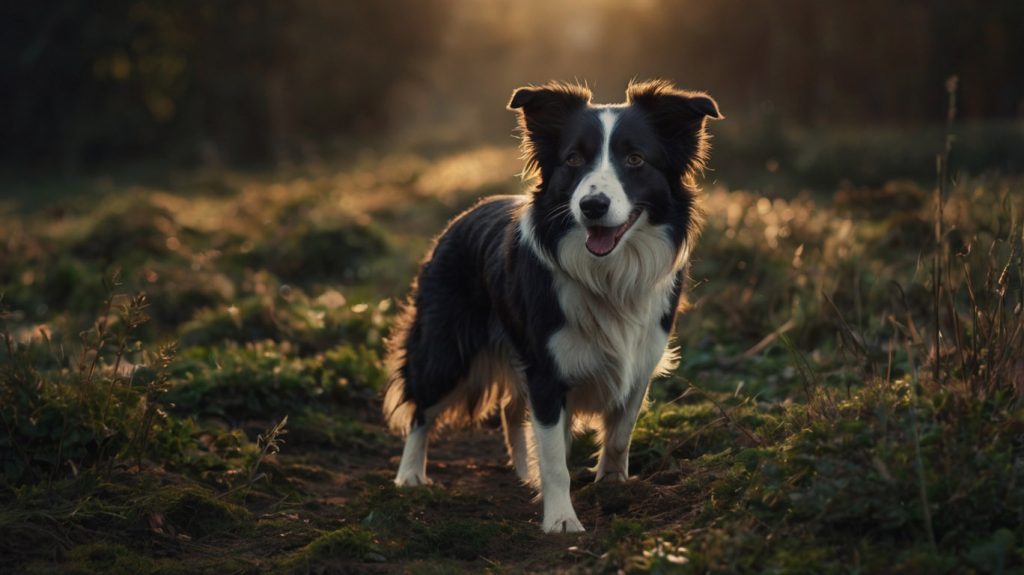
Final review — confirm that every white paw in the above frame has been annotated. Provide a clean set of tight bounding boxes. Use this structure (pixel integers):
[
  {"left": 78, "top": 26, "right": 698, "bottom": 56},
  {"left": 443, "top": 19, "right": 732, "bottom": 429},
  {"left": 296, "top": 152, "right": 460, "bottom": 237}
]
[
  {"left": 595, "top": 470, "right": 628, "bottom": 483},
  {"left": 394, "top": 470, "right": 432, "bottom": 487},
  {"left": 542, "top": 514, "right": 585, "bottom": 534}
]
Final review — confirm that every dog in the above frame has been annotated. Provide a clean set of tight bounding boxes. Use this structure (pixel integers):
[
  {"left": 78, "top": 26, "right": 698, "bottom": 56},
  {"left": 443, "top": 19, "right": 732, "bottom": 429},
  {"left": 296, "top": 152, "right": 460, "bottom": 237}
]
[{"left": 383, "top": 80, "right": 721, "bottom": 533}]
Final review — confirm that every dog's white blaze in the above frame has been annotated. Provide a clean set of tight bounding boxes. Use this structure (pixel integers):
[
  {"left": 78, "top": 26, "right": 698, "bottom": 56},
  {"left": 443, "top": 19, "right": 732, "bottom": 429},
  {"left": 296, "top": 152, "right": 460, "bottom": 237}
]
[
  {"left": 570, "top": 109, "right": 630, "bottom": 227},
  {"left": 598, "top": 109, "right": 617, "bottom": 171},
  {"left": 533, "top": 409, "right": 584, "bottom": 533}
]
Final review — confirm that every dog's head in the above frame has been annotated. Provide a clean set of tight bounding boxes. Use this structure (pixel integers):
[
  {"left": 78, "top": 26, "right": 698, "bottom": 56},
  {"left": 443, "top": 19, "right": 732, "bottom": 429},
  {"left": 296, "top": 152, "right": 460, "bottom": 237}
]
[{"left": 509, "top": 80, "right": 721, "bottom": 258}]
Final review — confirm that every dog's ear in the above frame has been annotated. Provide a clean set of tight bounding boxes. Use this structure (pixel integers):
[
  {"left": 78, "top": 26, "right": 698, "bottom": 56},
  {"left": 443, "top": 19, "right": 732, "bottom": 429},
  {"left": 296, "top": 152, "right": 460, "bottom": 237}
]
[
  {"left": 508, "top": 82, "right": 591, "bottom": 179},
  {"left": 626, "top": 80, "right": 722, "bottom": 176}
]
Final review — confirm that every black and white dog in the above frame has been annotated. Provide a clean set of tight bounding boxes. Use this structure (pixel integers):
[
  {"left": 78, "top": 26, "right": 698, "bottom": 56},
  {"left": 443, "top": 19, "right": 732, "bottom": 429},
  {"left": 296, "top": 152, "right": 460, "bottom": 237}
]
[{"left": 383, "top": 80, "right": 721, "bottom": 533}]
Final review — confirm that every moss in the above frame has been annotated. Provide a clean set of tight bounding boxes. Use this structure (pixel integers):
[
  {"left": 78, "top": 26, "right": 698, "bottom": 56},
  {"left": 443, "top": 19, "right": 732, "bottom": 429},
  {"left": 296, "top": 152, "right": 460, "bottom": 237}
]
[
  {"left": 577, "top": 480, "right": 658, "bottom": 516},
  {"left": 165, "top": 340, "right": 320, "bottom": 420},
  {"left": 23, "top": 543, "right": 187, "bottom": 575},
  {"left": 177, "top": 293, "right": 391, "bottom": 357},
  {"left": 319, "top": 344, "right": 387, "bottom": 390},
  {"left": 281, "top": 525, "right": 377, "bottom": 573},
  {"left": 347, "top": 478, "right": 515, "bottom": 561},
  {"left": 629, "top": 398, "right": 767, "bottom": 473},
  {"left": 164, "top": 337, "right": 386, "bottom": 423},
  {"left": 405, "top": 519, "right": 503, "bottom": 561},
  {"left": 140, "top": 486, "right": 250, "bottom": 539},
  {"left": 356, "top": 478, "right": 451, "bottom": 531}
]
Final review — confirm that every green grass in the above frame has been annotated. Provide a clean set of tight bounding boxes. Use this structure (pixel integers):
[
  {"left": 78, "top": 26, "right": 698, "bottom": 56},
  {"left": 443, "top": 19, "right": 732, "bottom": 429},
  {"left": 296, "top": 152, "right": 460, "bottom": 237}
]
[{"left": 1, "top": 136, "right": 1022, "bottom": 573}]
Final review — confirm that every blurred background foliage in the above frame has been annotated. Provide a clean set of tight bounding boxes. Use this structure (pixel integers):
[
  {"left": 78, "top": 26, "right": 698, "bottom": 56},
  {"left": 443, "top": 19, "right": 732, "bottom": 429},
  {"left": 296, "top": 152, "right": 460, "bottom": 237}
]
[
  {"left": 1, "top": 0, "right": 448, "bottom": 168},
  {"left": 1, "top": 0, "right": 1022, "bottom": 174}
]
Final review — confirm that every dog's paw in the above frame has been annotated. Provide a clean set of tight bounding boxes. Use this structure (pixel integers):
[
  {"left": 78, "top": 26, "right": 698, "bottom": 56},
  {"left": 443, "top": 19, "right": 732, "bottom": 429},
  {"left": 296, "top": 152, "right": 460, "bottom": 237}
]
[
  {"left": 595, "top": 470, "right": 628, "bottom": 483},
  {"left": 394, "top": 471, "right": 432, "bottom": 487},
  {"left": 542, "top": 514, "right": 585, "bottom": 534}
]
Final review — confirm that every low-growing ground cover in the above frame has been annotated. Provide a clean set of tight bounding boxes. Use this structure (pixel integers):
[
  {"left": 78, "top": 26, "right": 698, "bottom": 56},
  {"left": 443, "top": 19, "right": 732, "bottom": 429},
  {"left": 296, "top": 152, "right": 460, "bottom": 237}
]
[{"left": 1, "top": 141, "right": 1022, "bottom": 573}]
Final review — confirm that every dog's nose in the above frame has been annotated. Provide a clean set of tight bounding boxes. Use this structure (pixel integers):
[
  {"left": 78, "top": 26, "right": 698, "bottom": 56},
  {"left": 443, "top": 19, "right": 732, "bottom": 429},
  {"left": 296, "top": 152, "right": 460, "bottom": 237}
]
[{"left": 579, "top": 193, "right": 610, "bottom": 220}]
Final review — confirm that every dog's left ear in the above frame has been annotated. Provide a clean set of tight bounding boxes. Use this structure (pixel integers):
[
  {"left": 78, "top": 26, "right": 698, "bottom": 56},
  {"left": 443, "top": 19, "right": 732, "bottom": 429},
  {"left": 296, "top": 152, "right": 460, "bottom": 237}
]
[{"left": 626, "top": 80, "right": 723, "bottom": 175}]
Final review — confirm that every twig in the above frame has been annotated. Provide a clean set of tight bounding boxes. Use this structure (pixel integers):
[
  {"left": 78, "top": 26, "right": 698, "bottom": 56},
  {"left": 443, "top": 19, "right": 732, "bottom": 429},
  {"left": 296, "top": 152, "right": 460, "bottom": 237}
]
[
  {"left": 723, "top": 317, "right": 798, "bottom": 364},
  {"left": 685, "top": 382, "right": 763, "bottom": 446},
  {"left": 932, "top": 75, "right": 958, "bottom": 385}
]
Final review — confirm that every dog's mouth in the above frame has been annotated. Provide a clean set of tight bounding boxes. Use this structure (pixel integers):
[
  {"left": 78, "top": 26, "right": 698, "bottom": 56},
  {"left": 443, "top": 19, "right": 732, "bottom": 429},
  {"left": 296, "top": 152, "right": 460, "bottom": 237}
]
[{"left": 584, "top": 209, "right": 642, "bottom": 256}]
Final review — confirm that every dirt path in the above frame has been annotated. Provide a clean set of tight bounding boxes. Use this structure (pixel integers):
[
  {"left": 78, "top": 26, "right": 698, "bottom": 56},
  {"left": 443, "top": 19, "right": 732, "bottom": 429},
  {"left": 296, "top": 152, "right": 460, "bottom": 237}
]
[{"left": 270, "top": 423, "right": 699, "bottom": 573}]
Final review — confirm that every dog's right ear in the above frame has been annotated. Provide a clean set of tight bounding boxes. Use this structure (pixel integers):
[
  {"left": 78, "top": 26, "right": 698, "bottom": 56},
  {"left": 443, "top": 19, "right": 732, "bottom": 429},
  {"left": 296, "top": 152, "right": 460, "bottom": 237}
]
[{"left": 508, "top": 83, "right": 591, "bottom": 178}]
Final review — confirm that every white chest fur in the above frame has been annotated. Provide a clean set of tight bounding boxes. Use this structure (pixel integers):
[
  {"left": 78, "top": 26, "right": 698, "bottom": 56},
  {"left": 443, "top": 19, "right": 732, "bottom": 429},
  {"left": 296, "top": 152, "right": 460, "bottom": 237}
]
[{"left": 526, "top": 212, "right": 687, "bottom": 414}]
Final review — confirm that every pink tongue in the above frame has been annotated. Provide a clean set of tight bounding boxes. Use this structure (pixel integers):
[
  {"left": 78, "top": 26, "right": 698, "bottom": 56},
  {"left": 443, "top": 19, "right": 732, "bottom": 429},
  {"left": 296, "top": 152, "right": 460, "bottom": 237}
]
[{"left": 586, "top": 226, "right": 618, "bottom": 255}]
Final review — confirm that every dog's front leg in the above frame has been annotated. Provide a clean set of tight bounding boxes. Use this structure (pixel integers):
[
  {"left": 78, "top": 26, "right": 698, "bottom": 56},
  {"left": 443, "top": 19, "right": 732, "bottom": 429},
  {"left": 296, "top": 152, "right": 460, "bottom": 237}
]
[
  {"left": 596, "top": 380, "right": 649, "bottom": 482},
  {"left": 531, "top": 407, "right": 584, "bottom": 533}
]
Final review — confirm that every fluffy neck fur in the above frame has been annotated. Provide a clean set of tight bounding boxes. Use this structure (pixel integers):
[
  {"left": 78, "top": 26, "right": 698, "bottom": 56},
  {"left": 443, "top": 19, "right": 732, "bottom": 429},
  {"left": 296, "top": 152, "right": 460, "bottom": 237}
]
[{"left": 520, "top": 205, "right": 688, "bottom": 312}]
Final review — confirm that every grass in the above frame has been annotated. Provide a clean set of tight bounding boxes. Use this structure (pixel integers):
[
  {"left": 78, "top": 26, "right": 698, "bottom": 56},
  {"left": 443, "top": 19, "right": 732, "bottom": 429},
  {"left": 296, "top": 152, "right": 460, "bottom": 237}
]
[{"left": 1, "top": 121, "right": 1023, "bottom": 573}]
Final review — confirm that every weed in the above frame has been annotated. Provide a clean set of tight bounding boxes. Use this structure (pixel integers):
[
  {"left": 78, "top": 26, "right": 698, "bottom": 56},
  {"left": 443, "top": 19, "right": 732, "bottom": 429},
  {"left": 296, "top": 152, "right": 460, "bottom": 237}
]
[
  {"left": 0, "top": 273, "right": 186, "bottom": 483},
  {"left": 240, "top": 415, "right": 288, "bottom": 500}
]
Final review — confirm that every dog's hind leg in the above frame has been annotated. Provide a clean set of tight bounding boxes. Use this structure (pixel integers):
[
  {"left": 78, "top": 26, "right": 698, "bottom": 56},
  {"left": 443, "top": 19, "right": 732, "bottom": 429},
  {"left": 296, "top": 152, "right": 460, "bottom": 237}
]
[
  {"left": 395, "top": 417, "right": 433, "bottom": 487},
  {"left": 501, "top": 396, "right": 532, "bottom": 483}
]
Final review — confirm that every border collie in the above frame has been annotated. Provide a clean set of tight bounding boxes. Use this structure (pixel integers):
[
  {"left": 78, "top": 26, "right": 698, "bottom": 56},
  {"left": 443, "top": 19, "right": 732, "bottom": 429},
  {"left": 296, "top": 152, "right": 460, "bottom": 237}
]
[{"left": 383, "top": 80, "right": 721, "bottom": 533}]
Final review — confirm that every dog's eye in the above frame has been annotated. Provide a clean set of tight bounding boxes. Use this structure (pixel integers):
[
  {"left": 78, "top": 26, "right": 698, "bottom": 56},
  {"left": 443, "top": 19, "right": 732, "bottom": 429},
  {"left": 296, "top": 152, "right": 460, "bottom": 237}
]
[
  {"left": 625, "top": 153, "right": 645, "bottom": 167},
  {"left": 566, "top": 152, "right": 585, "bottom": 167}
]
